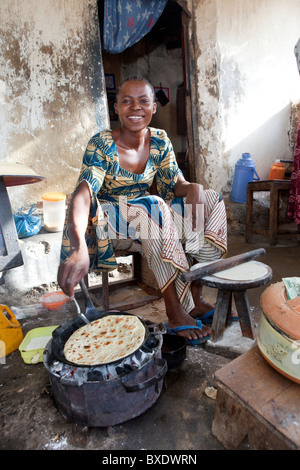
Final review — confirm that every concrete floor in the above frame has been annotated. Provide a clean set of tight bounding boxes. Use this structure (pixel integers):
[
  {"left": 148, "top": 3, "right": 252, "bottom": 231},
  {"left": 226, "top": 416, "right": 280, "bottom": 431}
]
[{"left": 0, "top": 233, "right": 299, "bottom": 451}]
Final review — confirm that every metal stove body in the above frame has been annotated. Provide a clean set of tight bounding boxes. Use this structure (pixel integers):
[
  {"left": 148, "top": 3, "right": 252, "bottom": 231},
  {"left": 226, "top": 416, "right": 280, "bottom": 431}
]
[{"left": 43, "top": 326, "right": 167, "bottom": 427}]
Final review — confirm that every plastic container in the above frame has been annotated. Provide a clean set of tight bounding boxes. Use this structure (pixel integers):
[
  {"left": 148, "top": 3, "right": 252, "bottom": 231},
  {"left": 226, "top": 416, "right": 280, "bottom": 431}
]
[
  {"left": 41, "top": 291, "right": 69, "bottom": 311},
  {"left": 42, "top": 192, "right": 66, "bottom": 232},
  {"left": 258, "top": 281, "right": 300, "bottom": 384},
  {"left": 19, "top": 325, "right": 58, "bottom": 364},
  {"left": 268, "top": 160, "right": 285, "bottom": 180},
  {"left": 231, "top": 153, "right": 260, "bottom": 203},
  {"left": 0, "top": 305, "right": 23, "bottom": 358}
]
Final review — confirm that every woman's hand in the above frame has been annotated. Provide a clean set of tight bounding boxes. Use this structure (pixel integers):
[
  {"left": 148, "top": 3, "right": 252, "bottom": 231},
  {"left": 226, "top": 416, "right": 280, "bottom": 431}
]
[
  {"left": 174, "top": 177, "right": 209, "bottom": 231},
  {"left": 185, "top": 183, "right": 209, "bottom": 231},
  {"left": 57, "top": 245, "right": 90, "bottom": 298}
]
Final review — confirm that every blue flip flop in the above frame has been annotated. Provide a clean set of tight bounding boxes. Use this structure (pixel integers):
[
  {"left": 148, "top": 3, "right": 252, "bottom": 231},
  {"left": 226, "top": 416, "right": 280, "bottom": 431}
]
[
  {"left": 195, "top": 309, "right": 239, "bottom": 324},
  {"left": 164, "top": 319, "right": 210, "bottom": 346},
  {"left": 231, "top": 315, "right": 239, "bottom": 322},
  {"left": 195, "top": 309, "right": 215, "bottom": 324}
]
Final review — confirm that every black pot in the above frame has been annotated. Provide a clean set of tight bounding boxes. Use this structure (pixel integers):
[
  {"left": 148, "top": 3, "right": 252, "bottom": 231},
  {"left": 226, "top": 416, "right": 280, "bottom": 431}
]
[
  {"left": 43, "top": 335, "right": 167, "bottom": 427},
  {"left": 162, "top": 334, "right": 187, "bottom": 368}
]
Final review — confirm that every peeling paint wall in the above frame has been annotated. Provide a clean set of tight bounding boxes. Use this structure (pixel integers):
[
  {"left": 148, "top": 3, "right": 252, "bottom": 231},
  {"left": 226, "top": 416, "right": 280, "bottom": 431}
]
[
  {"left": 189, "top": 0, "right": 222, "bottom": 189},
  {"left": 0, "top": 0, "right": 108, "bottom": 209},
  {"left": 189, "top": 0, "right": 300, "bottom": 194}
]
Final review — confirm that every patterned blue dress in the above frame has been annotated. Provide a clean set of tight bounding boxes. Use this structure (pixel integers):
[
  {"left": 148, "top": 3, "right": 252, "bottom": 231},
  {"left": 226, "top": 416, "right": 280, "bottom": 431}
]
[{"left": 60, "top": 127, "right": 227, "bottom": 313}]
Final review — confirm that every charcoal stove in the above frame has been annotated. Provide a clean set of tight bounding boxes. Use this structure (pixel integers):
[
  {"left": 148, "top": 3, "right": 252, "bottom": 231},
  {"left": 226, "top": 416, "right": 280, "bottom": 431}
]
[{"left": 43, "top": 319, "right": 167, "bottom": 427}]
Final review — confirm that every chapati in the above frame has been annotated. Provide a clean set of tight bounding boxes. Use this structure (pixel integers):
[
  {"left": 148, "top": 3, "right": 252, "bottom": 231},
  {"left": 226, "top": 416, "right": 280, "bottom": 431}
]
[
  {"left": 213, "top": 261, "right": 268, "bottom": 281},
  {"left": 63, "top": 314, "right": 145, "bottom": 365}
]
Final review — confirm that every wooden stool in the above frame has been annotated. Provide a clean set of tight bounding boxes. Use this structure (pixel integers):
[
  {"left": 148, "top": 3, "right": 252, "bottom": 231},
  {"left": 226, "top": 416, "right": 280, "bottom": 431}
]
[
  {"left": 212, "top": 346, "right": 300, "bottom": 450},
  {"left": 78, "top": 251, "right": 161, "bottom": 311},
  {"left": 200, "top": 261, "right": 272, "bottom": 341},
  {"left": 246, "top": 179, "right": 299, "bottom": 246}
]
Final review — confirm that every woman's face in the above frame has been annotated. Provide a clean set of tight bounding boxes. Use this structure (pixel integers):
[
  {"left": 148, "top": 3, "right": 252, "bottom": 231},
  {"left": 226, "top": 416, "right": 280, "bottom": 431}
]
[{"left": 114, "top": 80, "right": 157, "bottom": 132}]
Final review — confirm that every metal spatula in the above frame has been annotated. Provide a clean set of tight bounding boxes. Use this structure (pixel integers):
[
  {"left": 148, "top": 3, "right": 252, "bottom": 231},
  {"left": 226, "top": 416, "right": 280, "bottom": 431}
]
[
  {"left": 73, "top": 297, "right": 91, "bottom": 325},
  {"left": 78, "top": 278, "right": 105, "bottom": 322}
]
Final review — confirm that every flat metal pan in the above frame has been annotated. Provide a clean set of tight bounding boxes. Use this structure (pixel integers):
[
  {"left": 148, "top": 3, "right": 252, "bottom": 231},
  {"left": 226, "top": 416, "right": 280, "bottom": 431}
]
[
  {"left": 51, "top": 309, "right": 152, "bottom": 367},
  {"left": 51, "top": 278, "right": 153, "bottom": 367}
]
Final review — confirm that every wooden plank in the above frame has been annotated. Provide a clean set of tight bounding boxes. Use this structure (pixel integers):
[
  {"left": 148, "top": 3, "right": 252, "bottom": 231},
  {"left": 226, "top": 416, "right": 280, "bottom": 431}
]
[
  {"left": 174, "top": 0, "right": 191, "bottom": 18},
  {"left": 212, "top": 389, "right": 291, "bottom": 450},
  {"left": 212, "top": 388, "right": 252, "bottom": 449},
  {"left": 247, "top": 417, "right": 291, "bottom": 450},
  {"left": 182, "top": 249, "right": 266, "bottom": 282},
  {"left": 182, "top": 248, "right": 266, "bottom": 282},
  {"left": 214, "top": 346, "right": 300, "bottom": 449}
]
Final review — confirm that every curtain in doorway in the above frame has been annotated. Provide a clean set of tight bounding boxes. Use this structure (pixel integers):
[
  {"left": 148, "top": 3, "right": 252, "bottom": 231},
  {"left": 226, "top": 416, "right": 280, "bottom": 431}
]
[{"left": 103, "top": 0, "right": 168, "bottom": 54}]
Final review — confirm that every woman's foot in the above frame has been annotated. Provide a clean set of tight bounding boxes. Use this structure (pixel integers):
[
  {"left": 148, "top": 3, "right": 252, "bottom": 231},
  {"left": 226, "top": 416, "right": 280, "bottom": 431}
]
[
  {"left": 165, "top": 304, "right": 211, "bottom": 343},
  {"left": 189, "top": 300, "right": 215, "bottom": 319},
  {"left": 162, "top": 282, "right": 211, "bottom": 343},
  {"left": 190, "top": 282, "right": 215, "bottom": 319},
  {"left": 190, "top": 282, "right": 238, "bottom": 321}
]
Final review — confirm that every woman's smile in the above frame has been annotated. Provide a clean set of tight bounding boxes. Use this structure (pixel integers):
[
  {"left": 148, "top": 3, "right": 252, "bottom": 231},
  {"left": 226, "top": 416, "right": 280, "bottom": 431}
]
[{"left": 127, "top": 115, "right": 144, "bottom": 121}]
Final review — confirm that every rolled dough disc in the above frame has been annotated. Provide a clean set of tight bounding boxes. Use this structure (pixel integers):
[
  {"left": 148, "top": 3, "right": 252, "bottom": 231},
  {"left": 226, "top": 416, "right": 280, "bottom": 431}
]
[{"left": 213, "top": 261, "right": 268, "bottom": 281}]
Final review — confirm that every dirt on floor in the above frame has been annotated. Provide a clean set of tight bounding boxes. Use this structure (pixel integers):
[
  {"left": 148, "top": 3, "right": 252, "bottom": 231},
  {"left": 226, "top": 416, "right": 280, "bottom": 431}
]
[{"left": 1, "top": 234, "right": 299, "bottom": 451}]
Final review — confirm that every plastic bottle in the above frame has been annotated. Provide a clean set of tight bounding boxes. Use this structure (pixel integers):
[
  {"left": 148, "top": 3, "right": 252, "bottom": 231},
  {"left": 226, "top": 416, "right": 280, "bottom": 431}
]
[
  {"left": 268, "top": 160, "right": 285, "bottom": 180},
  {"left": 231, "top": 153, "right": 260, "bottom": 203},
  {"left": 10, "top": 304, "right": 49, "bottom": 320}
]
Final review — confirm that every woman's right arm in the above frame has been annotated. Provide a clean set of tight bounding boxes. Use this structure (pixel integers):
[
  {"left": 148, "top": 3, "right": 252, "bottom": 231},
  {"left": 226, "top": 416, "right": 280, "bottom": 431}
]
[{"left": 57, "top": 180, "right": 91, "bottom": 298}]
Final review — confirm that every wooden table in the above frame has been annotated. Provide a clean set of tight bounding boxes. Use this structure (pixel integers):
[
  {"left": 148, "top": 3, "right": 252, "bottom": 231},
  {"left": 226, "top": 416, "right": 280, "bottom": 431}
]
[
  {"left": 245, "top": 179, "right": 299, "bottom": 246},
  {"left": 212, "top": 346, "right": 300, "bottom": 450}
]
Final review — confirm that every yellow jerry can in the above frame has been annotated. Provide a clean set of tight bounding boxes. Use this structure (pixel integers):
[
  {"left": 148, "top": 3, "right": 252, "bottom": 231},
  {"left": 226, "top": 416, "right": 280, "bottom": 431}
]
[{"left": 0, "top": 305, "right": 23, "bottom": 358}]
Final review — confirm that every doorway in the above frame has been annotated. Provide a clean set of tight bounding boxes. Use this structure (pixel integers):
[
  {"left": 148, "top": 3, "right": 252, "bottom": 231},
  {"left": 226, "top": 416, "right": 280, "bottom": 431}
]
[{"left": 97, "top": 0, "right": 193, "bottom": 180}]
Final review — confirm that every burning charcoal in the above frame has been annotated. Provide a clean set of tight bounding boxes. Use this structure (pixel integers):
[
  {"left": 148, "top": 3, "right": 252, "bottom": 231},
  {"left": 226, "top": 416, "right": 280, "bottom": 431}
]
[
  {"left": 72, "top": 368, "right": 88, "bottom": 385},
  {"left": 87, "top": 368, "right": 105, "bottom": 382},
  {"left": 144, "top": 335, "right": 159, "bottom": 349},
  {"left": 50, "top": 361, "right": 64, "bottom": 374}
]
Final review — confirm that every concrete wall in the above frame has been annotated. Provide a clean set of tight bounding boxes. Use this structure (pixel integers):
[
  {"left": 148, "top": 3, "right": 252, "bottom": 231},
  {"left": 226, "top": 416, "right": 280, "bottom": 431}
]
[
  {"left": 0, "top": 0, "right": 109, "bottom": 210},
  {"left": 189, "top": 0, "right": 300, "bottom": 193},
  {"left": 2, "top": 0, "right": 298, "bottom": 206}
]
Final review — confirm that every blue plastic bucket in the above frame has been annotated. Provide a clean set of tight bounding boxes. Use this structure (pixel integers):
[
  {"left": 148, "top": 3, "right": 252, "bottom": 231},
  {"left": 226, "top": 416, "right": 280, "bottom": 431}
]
[{"left": 231, "top": 153, "right": 259, "bottom": 203}]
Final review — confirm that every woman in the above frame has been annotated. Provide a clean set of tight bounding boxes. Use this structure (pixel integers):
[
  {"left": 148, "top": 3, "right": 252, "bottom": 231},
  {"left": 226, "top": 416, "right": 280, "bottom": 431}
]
[{"left": 58, "top": 77, "right": 227, "bottom": 345}]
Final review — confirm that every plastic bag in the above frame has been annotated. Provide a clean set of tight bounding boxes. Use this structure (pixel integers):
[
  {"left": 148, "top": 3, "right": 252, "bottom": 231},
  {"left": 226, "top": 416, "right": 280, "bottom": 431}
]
[{"left": 13, "top": 204, "right": 42, "bottom": 239}]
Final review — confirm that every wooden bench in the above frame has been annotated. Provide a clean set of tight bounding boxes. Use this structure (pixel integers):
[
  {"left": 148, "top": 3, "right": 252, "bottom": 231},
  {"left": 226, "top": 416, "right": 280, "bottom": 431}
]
[{"left": 212, "top": 346, "right": 300, "bottom": 450}]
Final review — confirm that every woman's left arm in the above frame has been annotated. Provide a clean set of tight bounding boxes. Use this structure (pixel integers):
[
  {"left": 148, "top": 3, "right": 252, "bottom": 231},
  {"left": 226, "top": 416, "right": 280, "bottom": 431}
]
[{"left": 174, "top": 174, "right": 209, "bottom": 230}]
